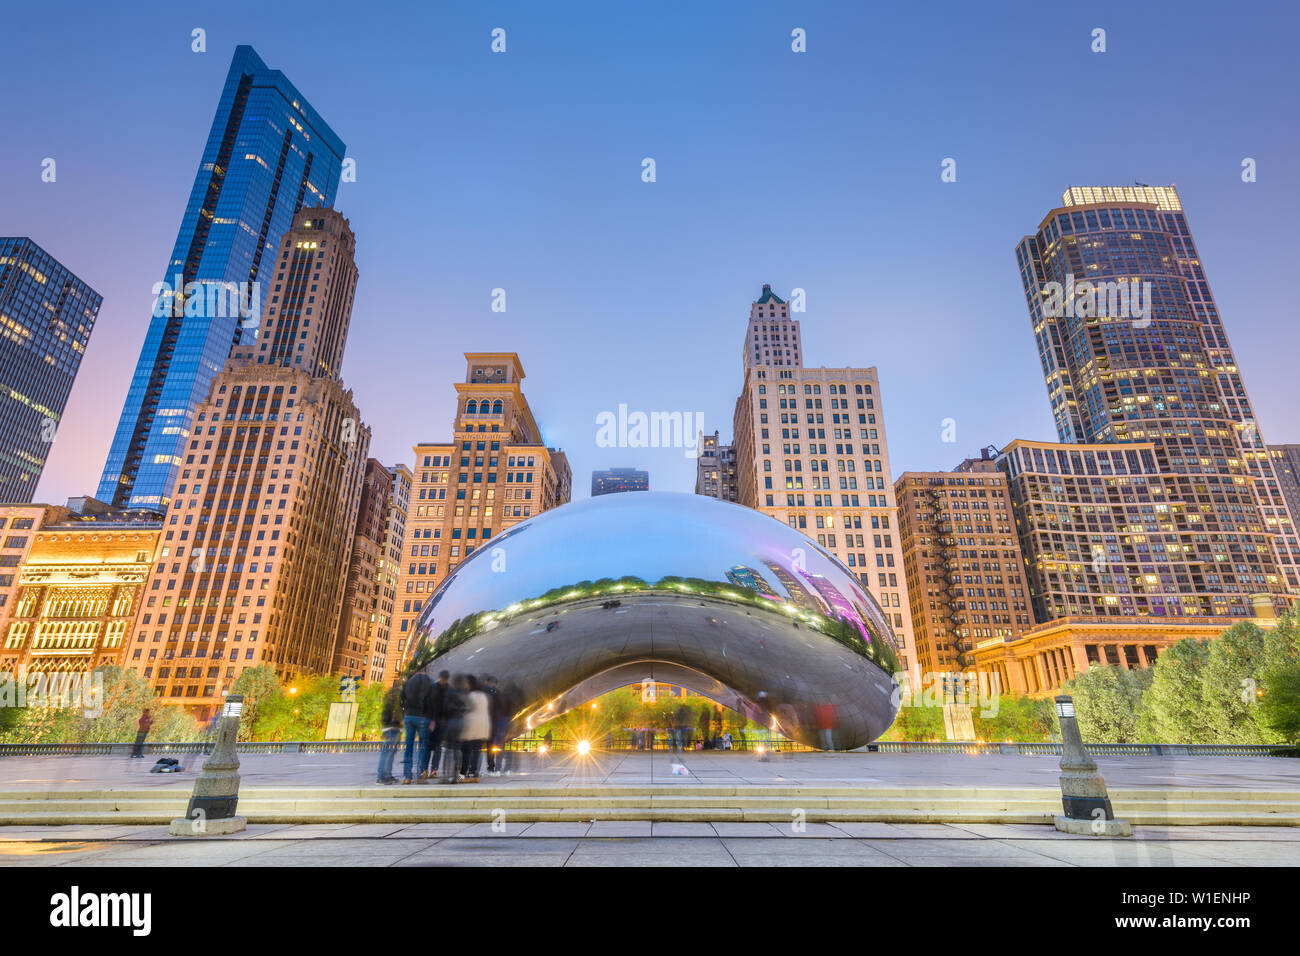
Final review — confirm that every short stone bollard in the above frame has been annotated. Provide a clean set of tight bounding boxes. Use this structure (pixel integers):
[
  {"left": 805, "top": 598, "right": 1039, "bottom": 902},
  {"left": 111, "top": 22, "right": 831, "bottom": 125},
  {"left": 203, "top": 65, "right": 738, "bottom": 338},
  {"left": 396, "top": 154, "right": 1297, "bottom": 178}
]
[
  {"left": 1053, "top": 695, "right": 1131, "bottom": 837},
  {"left": 169, "top": 694, "right": 246, "bottom": 836}
]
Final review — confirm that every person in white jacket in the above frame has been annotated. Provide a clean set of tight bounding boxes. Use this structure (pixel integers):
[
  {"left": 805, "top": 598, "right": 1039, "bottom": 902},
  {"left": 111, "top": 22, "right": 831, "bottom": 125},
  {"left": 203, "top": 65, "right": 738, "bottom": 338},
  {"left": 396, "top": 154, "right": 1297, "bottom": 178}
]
[{"left": 459, "top": 675, "right": 491, "bottom": 782}]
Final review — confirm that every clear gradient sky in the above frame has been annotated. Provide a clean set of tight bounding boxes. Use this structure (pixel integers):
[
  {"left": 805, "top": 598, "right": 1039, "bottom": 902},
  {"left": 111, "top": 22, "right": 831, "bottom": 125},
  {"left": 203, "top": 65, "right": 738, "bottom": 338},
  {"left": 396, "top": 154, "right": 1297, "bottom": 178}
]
[{"left": 4, "top": 0, "right": 1298, "bottom": 505}]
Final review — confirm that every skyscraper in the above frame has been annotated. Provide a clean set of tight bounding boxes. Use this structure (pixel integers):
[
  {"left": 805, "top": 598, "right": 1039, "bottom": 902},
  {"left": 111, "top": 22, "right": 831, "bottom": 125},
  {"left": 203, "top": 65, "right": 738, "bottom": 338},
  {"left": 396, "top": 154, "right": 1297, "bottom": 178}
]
[
  {"left": 120, "top": 208, "right": 368, "bottom": 716},
  {"left": 1015, "top": 185, "right": 1293, "bottom": 604},
  {"left": 373, "top": 464, "right": 411, "bottom": 687},
  {"left": 332, "top": 458, "right": 392, "bottom": 679},
  {"left": 0, "top": 238, "right": 102, "bottom": 502},
  {"left": 742, "top": 283, "right": 802, "bottom": 369},
  {"left": 729, "top": 285, "right": 917, "bottom": 687},
  {"left": 1270, "top": 445, "right": 1300, "bottom": 536},
  {"left": 389, "top": 354, "right": 572, "bottom": 672},
  {"left": 99, "top": 46, "right": 345, "bottom": 510},
  {"left": 695, "top": 431, "right": 738, "bottom": 502},
  {"left": 591, "top": 467, "right": 649, "bottom": 496}
]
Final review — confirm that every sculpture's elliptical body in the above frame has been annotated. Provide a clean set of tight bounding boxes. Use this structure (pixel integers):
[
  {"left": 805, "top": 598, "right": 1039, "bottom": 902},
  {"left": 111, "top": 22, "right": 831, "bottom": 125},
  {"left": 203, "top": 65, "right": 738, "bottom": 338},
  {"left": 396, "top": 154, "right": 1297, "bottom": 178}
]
[{"left": 411, "top": 492, "right": 901, "bottom": 750}]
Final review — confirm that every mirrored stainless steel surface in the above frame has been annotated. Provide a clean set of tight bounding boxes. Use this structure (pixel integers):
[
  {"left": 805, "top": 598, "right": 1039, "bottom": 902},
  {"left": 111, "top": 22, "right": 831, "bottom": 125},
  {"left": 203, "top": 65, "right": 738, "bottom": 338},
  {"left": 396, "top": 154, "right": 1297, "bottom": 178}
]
[{"left": 411, "top": 492, "right": 901, "bottom": 749}]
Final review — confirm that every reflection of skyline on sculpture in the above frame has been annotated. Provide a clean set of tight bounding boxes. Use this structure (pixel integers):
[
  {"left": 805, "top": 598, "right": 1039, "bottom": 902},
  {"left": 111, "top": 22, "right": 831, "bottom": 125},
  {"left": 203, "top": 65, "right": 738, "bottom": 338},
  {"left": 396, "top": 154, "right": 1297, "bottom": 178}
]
[
  {"left": 415, "top": 493, "right": 899, "bottom": 671},
  {"left": 410, "top": 493, "right": 902, "bottom": 749}
]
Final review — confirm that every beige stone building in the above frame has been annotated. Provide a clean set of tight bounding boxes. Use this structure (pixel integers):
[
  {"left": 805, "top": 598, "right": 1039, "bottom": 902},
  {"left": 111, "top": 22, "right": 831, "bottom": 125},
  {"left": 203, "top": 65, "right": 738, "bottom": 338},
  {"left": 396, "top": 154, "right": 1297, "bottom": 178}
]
[
  {"left": 972, "top": 599, "right": 1279, "bottom": 696},
  {"left": 729, "top": 285, "right": 918, "bottom": 687},
  {"left": 894, "top": 452, "right": 1034, "bottom": 677},
  {"left": 120, "top": 208, "right": 370, "bottom": 716},
  {"left": 0, "top": 500, "right": 161, "bottom": 679},
  {"left": 387, "top": 353, "right": 571, "bottom": 675}
]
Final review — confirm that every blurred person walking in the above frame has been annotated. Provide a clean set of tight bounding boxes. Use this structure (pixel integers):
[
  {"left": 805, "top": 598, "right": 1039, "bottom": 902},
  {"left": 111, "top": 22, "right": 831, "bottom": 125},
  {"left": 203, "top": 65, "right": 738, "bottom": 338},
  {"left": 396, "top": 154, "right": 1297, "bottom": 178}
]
[
  {"left": 460, "top": 675, "right": 491, "bottom": 783},
  {"left": 424, "top": 670, "right": 451, "bottom": 779},
  {"left": 130, "top": 707, "right": 153, "bottom": 758},
  {"left": 438, "top": 675, "right": 468, "bottom": 782},
  {"left": 483, "top": 676, "right": 507, "bottom": 776},
  {"left": 376, "top": 678, "right": 403, "bottom": 784}
]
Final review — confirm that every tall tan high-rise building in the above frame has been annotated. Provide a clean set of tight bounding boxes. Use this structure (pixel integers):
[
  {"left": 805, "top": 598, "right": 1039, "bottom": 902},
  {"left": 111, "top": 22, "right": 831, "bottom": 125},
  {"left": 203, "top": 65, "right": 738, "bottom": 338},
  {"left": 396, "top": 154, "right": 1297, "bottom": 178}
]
[
  {"left": 388, "top": 354, "right": 572, "bottom": 673},
  {"left": 331, "top": 458, "right": 392, "bottom": 678},
  {"left": 742, "top": 284, "right": 802, "bottom": 369},
  {"left": 730, "top": 285, "right": 917, "bottom": 687},
  {"left": 0, "top": 499, "right": 161, "bottom": 679},
  {"left": 695, "top": 431, "right": 738, "bottom": 502},
  {"left": 121, "top": 208, "right": 370, "bottom": 716},
  {"left": 894, "top": 451, "right": 1034, "bottom": 676},
  {"left": 372, "top": 464, "right": 410, "bottom": 687}
]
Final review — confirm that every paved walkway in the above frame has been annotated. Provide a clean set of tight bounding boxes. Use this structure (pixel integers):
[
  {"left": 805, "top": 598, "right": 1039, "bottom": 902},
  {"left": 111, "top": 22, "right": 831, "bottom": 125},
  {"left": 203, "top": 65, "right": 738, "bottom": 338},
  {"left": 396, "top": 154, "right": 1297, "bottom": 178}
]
[
  {"left": 2, "top": 750, "right": 1298, "bottom": 790},
  {"left": 1, "top": 821, "right": 1297, "bottom": 866}
]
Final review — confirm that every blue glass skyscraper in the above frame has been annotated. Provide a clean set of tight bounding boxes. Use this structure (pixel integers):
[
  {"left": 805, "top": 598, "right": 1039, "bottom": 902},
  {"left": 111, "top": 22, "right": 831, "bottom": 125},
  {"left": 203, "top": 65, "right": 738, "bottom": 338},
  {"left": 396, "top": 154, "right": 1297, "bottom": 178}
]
[
  {"left": 0, "top": 238, "right": 102, "bottom": 502},
  {"left": 98, "top": 45, "right": 345, "bottom": 508}
]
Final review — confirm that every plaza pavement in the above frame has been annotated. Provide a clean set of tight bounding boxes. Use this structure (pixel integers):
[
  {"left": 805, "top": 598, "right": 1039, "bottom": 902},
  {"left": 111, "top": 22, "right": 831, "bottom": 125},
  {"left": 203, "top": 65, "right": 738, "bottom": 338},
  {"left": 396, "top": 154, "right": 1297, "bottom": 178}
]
[
  {"left": 1, "top": 748, "right": 1297, "bottom": 791},
  {"left": 0, "top": 750, "right": 1296, "bottom": 863}
]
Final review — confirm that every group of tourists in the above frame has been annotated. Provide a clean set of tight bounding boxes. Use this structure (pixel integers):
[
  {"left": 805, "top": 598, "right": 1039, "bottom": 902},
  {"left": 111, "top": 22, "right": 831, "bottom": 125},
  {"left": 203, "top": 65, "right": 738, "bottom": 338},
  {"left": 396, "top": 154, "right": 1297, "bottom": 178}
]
[{"left": 377, "top": 670, "right": 514, "bottom": 784}]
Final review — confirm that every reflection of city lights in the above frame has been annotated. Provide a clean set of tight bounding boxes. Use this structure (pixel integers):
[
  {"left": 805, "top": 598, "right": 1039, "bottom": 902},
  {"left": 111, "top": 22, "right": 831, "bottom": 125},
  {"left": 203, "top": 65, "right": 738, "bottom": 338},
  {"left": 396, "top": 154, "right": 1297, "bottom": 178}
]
[{"left": 576, "top": 740, "right": 591, "bottom": 756}]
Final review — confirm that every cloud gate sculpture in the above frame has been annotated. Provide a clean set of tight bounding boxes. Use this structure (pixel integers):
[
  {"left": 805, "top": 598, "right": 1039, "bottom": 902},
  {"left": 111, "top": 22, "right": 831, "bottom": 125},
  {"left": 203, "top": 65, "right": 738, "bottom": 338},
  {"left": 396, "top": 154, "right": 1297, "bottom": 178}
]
[{"left": 410, "top": 492, "right": 901, "bottom": 750}]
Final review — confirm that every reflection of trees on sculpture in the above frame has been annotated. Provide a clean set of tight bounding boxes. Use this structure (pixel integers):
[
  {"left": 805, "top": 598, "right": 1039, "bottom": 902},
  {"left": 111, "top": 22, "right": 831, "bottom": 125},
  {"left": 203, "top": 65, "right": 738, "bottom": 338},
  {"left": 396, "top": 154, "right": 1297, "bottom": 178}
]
[{"left": 413, "top": 571, "right": 900, "bottom": 676}]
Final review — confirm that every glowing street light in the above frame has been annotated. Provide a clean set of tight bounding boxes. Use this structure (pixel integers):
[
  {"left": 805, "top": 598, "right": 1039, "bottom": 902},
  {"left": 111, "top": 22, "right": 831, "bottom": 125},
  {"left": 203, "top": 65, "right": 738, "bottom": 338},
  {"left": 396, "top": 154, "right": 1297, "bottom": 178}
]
[{"left": 576, "top": 740, "right": 591, "bottom": 756}]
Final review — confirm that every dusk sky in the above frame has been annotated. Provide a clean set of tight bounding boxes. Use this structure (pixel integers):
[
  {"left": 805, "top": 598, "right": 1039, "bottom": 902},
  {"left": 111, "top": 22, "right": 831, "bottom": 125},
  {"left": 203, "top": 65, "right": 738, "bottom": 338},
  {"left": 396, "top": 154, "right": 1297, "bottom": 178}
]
[{"left": 5, "top": 0, "right": 1298, "bottom": 504}]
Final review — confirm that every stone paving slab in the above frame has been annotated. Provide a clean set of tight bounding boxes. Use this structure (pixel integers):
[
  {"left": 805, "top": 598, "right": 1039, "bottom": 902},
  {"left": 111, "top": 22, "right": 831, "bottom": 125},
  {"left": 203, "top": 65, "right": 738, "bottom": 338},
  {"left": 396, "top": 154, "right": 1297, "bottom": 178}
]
[{"left": 3, "top": 827, "right": 1298, "bottom": 866}]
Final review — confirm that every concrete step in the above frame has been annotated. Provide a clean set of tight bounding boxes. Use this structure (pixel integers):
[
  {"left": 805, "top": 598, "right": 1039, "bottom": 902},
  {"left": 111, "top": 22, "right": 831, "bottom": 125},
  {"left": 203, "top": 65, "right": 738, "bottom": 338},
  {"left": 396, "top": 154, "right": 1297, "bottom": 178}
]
[{"left": 1, "top": 784, "right": 1297, "bottom": 827}]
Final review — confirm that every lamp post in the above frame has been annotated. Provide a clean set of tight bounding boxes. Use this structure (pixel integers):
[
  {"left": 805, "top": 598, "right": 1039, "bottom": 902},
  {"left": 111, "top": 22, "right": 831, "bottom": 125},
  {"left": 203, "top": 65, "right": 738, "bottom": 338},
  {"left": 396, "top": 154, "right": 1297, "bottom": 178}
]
[
  {"left": 169, "top": 694, "right": 247, "bottom": 836},
  {"left": 1053, "top": 695, "right": 1131, "bottom": 837}
]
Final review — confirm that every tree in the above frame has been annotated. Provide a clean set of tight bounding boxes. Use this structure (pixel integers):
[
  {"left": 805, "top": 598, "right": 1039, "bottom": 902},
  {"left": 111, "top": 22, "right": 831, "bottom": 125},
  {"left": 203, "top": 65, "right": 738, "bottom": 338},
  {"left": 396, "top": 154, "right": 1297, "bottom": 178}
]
[
  {"left": 1136, "top": 638, "right": 1214, "bottom": 743},
  {"left": 230, "top": 666, "right": 281, "bottom": 741},
  {"left": 1064, "top": 665, "right": 1151, "bottom": 742},
  {"left": 1199, "top": 623, "right": 1274, "bottom": 744},
  {"left": 353, "top": 680, "right": 387, "bottom": 739},
  {"left": 1257, "top": 660, "right": 1300, "bottom": 746},
  {"left": 0, "top": 667, "right": 200, "bottom": 744},
  {"left": 974, "top": 695, "right": 1058, "bottom": 742},
  {"left": 1257, "top": 610, "right": 1300, "bottom": 746},
  {"left": 883, "top": 704, "right": 945, "bottom": 741},
  {"left": 1137, "top": 623, "right": 1291, "bottom": 745}
]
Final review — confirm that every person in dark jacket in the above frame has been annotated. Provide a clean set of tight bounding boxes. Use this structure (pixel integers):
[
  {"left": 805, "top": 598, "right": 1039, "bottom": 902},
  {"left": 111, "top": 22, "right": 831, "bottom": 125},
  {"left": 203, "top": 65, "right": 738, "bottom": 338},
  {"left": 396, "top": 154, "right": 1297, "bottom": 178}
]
[
  {"left": 674, "top": 703, "right": 692, "bottom": 753},
  {"left": 423, "top": 671, "right": 450, "bottom": 779},
  {"left": 400, "top": 671, "right": 434, "bottom": 784},
  {"left": 377, "top": 679, "right": 403, "bottom": 784},
  {"left": 437, "top": 675, "right": 468, "bottom": 782}
]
